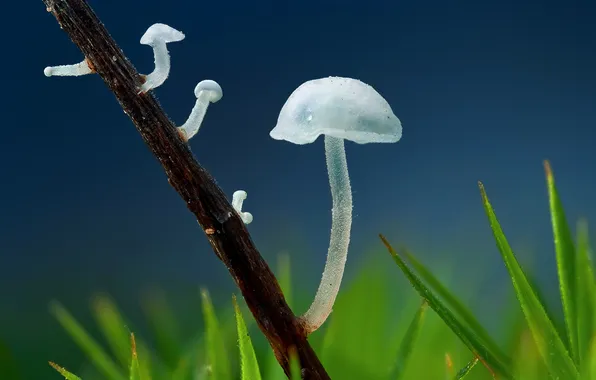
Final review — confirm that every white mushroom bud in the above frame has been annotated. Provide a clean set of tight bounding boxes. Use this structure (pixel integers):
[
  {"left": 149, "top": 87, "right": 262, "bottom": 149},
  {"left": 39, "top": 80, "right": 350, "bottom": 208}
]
[
  {"left": 178, "top": 80, "right": 223, "bottom": 141},
  {"left": 232, "top": 190, "right": 253, "bottom": 224},
  {"left": 44, "top": 59, "right": 93, "bottom": 77},
  {"left": 138, "top": 23, "right": 185, "bottom": 94}
]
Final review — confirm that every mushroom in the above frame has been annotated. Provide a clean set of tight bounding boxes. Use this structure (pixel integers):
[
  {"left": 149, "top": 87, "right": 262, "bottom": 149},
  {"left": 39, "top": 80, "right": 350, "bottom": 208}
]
[
  {"left": 44, "top": 59, "right": 93, "bottom": 77},
  {"left": 232, "top": 190, "right": 253, "bottom": 224},
  {"left": 269, "top": 76, "right": 402, "bottom": 334},
  {"left": 138, "top": 23, "right": 185, "bottom": 94},
  {"left": 178, "top": 80, "right": 223, "bottom": 141}
]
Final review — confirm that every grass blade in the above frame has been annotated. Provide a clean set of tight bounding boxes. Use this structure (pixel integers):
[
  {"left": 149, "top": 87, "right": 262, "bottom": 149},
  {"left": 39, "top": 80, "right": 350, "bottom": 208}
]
[
  {"left": 277, "top": 252, "right": 293, "bottom": 309},
  {"left": 129, "top": 333, "right": 141, "bottom": 380},
  {"left": 232, "top": 295, "right": 262, "bottom": 380},
  {"left": 319, "top": 261, "right": 396, "bottom": 377},
  {"left": 141, "top": 289, "right": 181, "bottom": 370},
  {"left": 545, "top": 161, "right": 580, "bottom": 364},
  {"left": 266, "top": 253, "right": 294, "bottom": 380},
  {"left": 478, "top": 181, "right": 578, "bottom": 379},
  {"left": 390, "top": 300, "right": 428, "bottom": 379},
  {"left": 170, "top": 358, "right": 190, "bottom": 380},
  {"left": 403, "top": 249, "right": 507, "bottom": 360},
  {"left": 201, "top": 288, "right": 231, "bottom": 380},
  {"left": 584, "top": 337, "right": 596, "bottom": 380},
  {"left": 576, "top": 220, "right": 596, "bottom": 365},
  {"left": 91, "top": 296, "right": 152, "bottom": 379},
  {"left": 380, "top": 235, "right": 512, "bottom": 379},
  {"left": 49, "top": 362, "right": 83, "bottom": 380},
  {"left": 91, "top": 294, "right": 132, "bottom": 368},
  {"left": 513, "top": 329, "right": 546, "bottom": 380},
  {"left": 453, "top": 356, "right": 479, "bottom": 379},
  {"left": 289, "top": 348, "right": 302, "bottom": 380},
  {"left": 50, "top": 301, "right": 126, "bottom": 380}
]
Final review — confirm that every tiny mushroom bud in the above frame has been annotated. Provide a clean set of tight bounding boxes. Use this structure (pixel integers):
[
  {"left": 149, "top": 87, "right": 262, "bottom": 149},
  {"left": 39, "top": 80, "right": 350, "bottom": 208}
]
[
  {"left": 232, "top": 190, "right": 253, "bottom": 224},
  {"left": 270, "top": 76, "right": 402, "bottom": 334},
  {"left": 138, "top": 23, "right": 185, "bottom": 94},
  {"left": 44, "top": 59, "right": 93, "bottom": 77},
  {"left": 178, "top": 80, "right": 223, "bottom": 141}
]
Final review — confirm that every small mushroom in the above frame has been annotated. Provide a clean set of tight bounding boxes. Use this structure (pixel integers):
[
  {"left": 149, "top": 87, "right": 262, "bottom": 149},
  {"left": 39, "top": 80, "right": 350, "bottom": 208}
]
[
  {"left": 138, "top": 23, "right": 185, "bottom": 94},
  {"left": 178, "top": 80, "right": 223, "bottom": 141},
  {"left": 232, "top": 190, "right": 253, "bottom": 224},
  {"left": 44, "top": 59, "right": 93, "bottom": 77},
  {"left": 270, "top": 76, "right": 402, "bottom": 334}
]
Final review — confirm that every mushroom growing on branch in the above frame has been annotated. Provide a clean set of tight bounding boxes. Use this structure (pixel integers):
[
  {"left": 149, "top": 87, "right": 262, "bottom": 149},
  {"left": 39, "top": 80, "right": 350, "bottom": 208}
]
[
  {"left": 138, "top": 23, "right": 185, "bottom": 94},
  {"left": 232, "top": 190, "right": 253, "bottom": 224},
  {"left": 270, "top": 76, "right": 402, "bottom": 334},
  {"left": 178, "top": 80, "right": 223, "bottom": 141},
  {"left": 44, "top": 59, "right": 93, "bottom": 77}
]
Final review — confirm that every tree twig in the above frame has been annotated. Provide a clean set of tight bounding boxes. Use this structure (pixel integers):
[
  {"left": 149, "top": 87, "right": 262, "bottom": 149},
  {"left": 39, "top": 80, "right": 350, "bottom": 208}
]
[{"left": 41, "top": 1, "right": 329, "bottom": 378}]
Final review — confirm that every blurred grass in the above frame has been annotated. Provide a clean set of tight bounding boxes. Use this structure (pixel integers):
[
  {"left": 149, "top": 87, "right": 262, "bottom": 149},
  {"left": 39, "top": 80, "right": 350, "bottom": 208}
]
[
  {"left": 388, "top": 299, "right": 428, "bottom": 379},
  {"left": 16, "top": 160, "right": 593, "bottom": 379},
  {"left": 0, "top": 339, "right": 20, "bottom": 379}
]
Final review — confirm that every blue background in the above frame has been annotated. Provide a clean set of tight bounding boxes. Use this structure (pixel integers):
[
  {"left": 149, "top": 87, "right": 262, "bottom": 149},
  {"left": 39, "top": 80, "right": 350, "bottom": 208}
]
[{"left": 1, "top": 0, "right": 595, "bottom": 377}]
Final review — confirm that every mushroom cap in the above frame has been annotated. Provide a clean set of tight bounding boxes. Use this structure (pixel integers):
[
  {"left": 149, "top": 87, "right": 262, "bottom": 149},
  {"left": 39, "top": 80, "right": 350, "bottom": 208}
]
[
  {"left": 140, "top": 23, "right": 185, "bottom": 45},
  {"left": 194, "top": 80, "right": 223, "bottom": 103},
  {"left": 270, "top": 76, "right": 402, "bottom": 145}
]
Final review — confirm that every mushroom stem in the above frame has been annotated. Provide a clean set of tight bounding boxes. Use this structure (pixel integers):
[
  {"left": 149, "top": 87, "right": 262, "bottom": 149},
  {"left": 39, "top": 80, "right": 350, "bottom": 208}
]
[
  {"left": 44, "top": 60, "right": 93, "bottom": 77},
  {"left": 139, "top": 40, "right": 170, "bottom": 93},
  {"left": 300, "top": 135, "right": 352, "bottom": 334},
  {"left": 232, "top": 190, "right": 253, "bottom": 224},
  {"left": 179, "top": 91, "right": 212, "bottom": 141}
]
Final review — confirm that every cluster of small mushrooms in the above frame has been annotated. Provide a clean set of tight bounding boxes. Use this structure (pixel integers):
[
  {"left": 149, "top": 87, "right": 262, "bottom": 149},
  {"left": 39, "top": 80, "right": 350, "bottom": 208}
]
[{"left": 44, "top": 23, "right": 402, "bottom": 334}]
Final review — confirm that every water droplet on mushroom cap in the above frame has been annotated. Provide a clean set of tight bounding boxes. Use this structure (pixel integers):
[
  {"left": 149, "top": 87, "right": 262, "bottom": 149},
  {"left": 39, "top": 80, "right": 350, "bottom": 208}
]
[{"left": 270, "top": 76, "right": 402, "bottom": 145}]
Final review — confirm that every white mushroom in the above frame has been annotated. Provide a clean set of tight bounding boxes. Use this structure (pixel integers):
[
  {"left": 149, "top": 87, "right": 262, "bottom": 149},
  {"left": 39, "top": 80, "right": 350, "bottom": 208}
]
[
  {"left": 232, "top": 190, "right": 253, "bottom": 224},
  {"left": 270, "top": 76, "right": 402, "bottom": 334},
  {"left": 44, "top": 59, "right": 93, "bottom": 77},
  {"left": 178, "top": 80, "right": 223, "bottom": 141},
  {"left": 138, "top": 23, "right": 185, "bottom": 94}
]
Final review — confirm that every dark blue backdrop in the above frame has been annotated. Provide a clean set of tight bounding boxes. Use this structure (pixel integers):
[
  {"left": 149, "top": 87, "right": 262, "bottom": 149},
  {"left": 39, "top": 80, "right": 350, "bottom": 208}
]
[{"left": 1, "top": 0, "right": 595, "bottom": 377}]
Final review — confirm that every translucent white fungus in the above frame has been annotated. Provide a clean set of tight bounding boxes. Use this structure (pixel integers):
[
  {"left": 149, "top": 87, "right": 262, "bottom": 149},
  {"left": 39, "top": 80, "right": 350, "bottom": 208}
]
[
  {"left": 232, "top": 190, "right": 253, "bottom": 224},
  {"left": 44, "top": 59, "right": 93, "bottom": 77},
  {"left": 270, "top": 76, "right": 402, "bottom": 145},
  {"left": 140, "top": 23, "right": 185, "bottom": 46},
  {"left": 138, "top": 23, "right": 185, "bottom": 93},
  {"left": 178, "top": 80, "right": 223, "bottom": 141},
  {"left": 269, "top": 76, "right": 402, "bottom": 334}
]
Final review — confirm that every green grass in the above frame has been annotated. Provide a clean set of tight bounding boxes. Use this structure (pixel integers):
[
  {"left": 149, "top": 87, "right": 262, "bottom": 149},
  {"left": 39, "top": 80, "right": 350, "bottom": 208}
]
[{"left": 47, "top": 161, "right": 595, "bottom": 379}]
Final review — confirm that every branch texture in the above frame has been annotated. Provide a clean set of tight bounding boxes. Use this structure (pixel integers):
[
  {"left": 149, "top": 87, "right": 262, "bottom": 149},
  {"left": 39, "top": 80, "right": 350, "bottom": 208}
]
[{"left": 42, "top": 1, "right": 329, "bottom": 378}]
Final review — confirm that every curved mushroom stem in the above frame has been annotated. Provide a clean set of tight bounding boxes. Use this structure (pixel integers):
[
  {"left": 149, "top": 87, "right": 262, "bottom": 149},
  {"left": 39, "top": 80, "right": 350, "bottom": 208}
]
[
  {"left": 178, "top": 91, "right": 212, "bottom": 141},
  {"left": 232, "top": 190, "right": 253, "bottom": 224},
  {"left": 139, "top": 40, "right": 170, "bottom": 93},
  {"left": 300, "top": 135, "right": 352, "bottom": 334}
]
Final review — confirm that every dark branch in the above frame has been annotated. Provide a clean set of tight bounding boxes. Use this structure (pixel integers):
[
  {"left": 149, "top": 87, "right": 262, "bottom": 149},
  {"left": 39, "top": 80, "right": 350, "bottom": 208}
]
[{"left": 41, "top": 1, "right": 329, "bottom": 378}]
